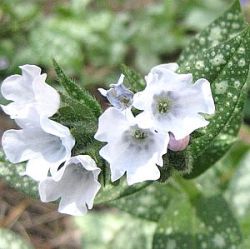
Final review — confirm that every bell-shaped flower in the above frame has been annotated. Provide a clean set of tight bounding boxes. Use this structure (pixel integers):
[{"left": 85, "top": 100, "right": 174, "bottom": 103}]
[
  {"left": 1, "top": 64, "right": 60, "bottom": 119},
  {"left": 133, "top": 63, "right": 215, "bottom": 140},
  {"left": 2, "top": 109, "right": 75, "bottom": 181},
  {"left": 98, "top": 74, "right": 133, "bottom": 110},
  {"left": 39, "top": 155, "right": 101, "bottom": 216},
  {"left": 94, "top": 107, "right": 169, "bottom": 185}
]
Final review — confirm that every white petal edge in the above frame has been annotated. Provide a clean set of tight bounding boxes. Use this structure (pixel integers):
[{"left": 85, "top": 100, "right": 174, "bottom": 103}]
[
  {"left": 32, "top": 74, "right": 60, "bottom": 117},
  {"left": 150, "top": 63, "right": 179, "bottom": 73},
  {"left": 39, "top": 155, "right": 101, "bottom": 216},
  {"left": 193, "top": 78, "right": 215, "bottom": 115},
  {"left": 20, "top": 64, "right": 42, "bottom": 77},
  {"left": 126, "top": 161, "right": 160, "bottom": 185},
  {"left": 94, "top": 107, "right": 129, "bottom": 142}
]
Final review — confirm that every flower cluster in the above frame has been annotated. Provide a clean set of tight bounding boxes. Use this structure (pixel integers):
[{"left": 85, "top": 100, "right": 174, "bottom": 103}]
[
  {"left": 1, "top": 63, "right": 215, "bottom": 215},
  {"left": 1, "top": 65, "right": 100, "bottom": 216},
  {"left": 95, "top": 63, "right": 215, "bottom": 185}
]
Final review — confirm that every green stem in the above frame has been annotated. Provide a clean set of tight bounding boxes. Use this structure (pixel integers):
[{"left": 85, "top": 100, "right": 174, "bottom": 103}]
[{"left": 174, "top": 174, "right": 202, "bottom": 202}]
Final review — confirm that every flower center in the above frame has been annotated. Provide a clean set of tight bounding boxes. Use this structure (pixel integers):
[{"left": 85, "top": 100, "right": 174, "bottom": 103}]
[
  {"left": 119, "top": 95, "right": 132, "bottom": 107},
  {"left": 133, "top": 129, "right": 147, "bottom": 140},
  {"left": 122, "top": 125, "right": 154, "bottom": 152},
  {"left": 152, "top": 91, "right": 174, "bottom": 117},
  {"left": 157, "top": 99, "right": 171, "bottom": 114}
]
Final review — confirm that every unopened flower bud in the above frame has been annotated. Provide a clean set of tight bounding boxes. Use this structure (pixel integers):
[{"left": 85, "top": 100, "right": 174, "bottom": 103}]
[{"left": 168, "top": 133, "right": 190, "bottom": 152}]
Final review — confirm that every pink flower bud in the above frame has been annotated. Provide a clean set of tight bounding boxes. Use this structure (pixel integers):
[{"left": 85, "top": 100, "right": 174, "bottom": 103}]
[{"left": 168, "top": 133, "right": 190, "bottom": 152}]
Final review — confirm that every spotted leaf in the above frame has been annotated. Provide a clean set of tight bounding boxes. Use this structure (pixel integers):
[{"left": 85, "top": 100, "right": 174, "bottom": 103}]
[
  {"left": 0, "top": 151, "right": 38, "bottom": 198},
  {"left": 180, "top": 25, "right": 250, "bottom": 178},
  {"left": 111, "top": 182, "right": 182, "bottom": 222},
  {"left": 178, "top": 0, "right": 246, "bottom": 65},
  {"left": 153, "top": 195, "right": 242, "bottom": 249}
]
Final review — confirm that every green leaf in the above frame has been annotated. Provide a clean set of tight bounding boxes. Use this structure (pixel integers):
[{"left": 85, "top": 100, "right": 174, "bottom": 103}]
[
  {"left": 195, "top": 141, "right": 250, "bottom": 195},
  {"left": 53, "top": 59, "right": 102, "bottom": 118},
  {"left": 120, "top": 64, "right": 145, "bottom": 92},
  {"left": 57, "top": 93, "right": 97, "bottom": 125},
  {"left": 95, "top": 176, "right": 150, "bottom": 204},
  {"left": 0, "top": 229, "right": 34, "bottom": 249},
  {"left": 240, "top": 236, "right": 250, "bottom": 249},
  {"left": 112, "top": 182, "right": 182, "bottom": 222},
  {"left": 0, "top": 151, "right": 38, "bottom": 198},
  {"left": 153, "top": 195, "right": 242, "bottom": 249},
  {"left": 227, "top": 149, "right": 250, "bottom": 223},
  {"left": 174, "top": 1, "right": 250, "bottom": 178},
  {"left": 178, "top": 0, "right": 246, "bottom": 65},
  {"left": 180, "top": 26, "right": 250, "bottom": 178},
  {"left": 74, "top": 211, "right": 155, "bottom": 249}
]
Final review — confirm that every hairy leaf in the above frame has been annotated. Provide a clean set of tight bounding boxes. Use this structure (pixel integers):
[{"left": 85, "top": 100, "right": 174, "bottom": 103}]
[
  {"left": 120, "top": 64, "right": 145, "bottom": 92},
  {"left": 53, "top": 59, "right": 102, "bottom": 117}
]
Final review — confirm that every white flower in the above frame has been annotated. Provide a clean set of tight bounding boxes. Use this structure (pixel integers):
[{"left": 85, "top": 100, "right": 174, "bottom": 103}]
[
  {"left": 133, "top": 63, "right": 215, "bottom": 139},
  {"left": 1, "top": 64, "right": 60, "bottom": 119},
  {"left": 94, "top": 107, "right": 169, "bottom": 185},
  {"left": 39, "top": 155, "right": 101, "bottom": 216},
  {"left": 98, "top": 74, "right": 133, "bottom": 110},
  {"left": 2, "top": 109, "right": 75, "bottom": 181}
]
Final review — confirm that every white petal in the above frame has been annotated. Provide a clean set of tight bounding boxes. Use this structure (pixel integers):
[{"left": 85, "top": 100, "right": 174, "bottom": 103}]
[
  {"left": 146, "top": 66, "right": 193, "bottom": 91},
  {"left": 126, "top": 160, "right": 160, "bottom": 185},
  {"left": 20, "top": 64, "right": 42, "bottom": 77},
  {"left": 1, "top": 75, "right": 34, "bottom": 118},
  {"left": 2, "top": 116, "right": 75, "bottom": 180},
  {"left": 94, "top": 107, "right": 129, "bottom": 142},
  {"left": 134, "top": 70, "right": 193, "bottom": 112},
  {"left": 98, "top": 88, "right": 107, "bottom": 97},
  {"left": 1, "top": 102, "right": 30, "bottom": 121},
  {"left": 134, "top": 112, "right": 154, "bottom": 129},
  {"left": 1, "top": 65, "right": 42, "bottom": 118},
  {"left": 171, "top": 79, "right": 215, "bottom": 116},
  {"left": 39, "top": 117, "right": 75, "bottom": 176},
  {"left": 99, "top": 145, "right": 125, "bottom": 182},
  {"left": 67, "top": 155, "right": 101, "bottom": 173},
  {"left": 1, "top": 75, "right": 31, "bottom": 102},
  {"left": 39, "top": 155, "right": 101, "bottom": 216},
  {"left": 58, "top": 199, "right": 88, "bottom": 216},
  {"left": 164, "top": 114, "right": 209, "bottom": 140},
  {"left": 40, "top": 116, "right": 74, "bottom": 139},
  {"left": 14, "top": 108, "right": 41, "bottom": 128},
  {"left": 193, "top": 79, "right": 215, "bottom": 114},
  {"left": 24, "top": 158, "right": 53, "bottom": 181},
  {"left": 117, "top": 74, "right": 125, "bottom": 85},
  {"left": 32, "top": 74, "right": 60, "bottom": 117},
  {"left": 154, "top": 132, "right": 169, "bottom": 166},
  {"left": 2, "top": 129, "right": 43, "bottom": 163},
  {"left": 110, "top": 148, "right": 161, "bottom": 185},
  {"left": 39, "top": 178, "right": 61, "bottom": 202},
  {"left": 133, "top": 91, "right": 148, "bottom": 110},
  {"left": 150, "top": 63, "right": 179, "bottom": 73},
  {"left": 134, "top": 64, "right": 215, "bottom": 139},
  {"left": 1, "top": 65, "right": 59, "bottom": 118},
  {"left": 100, "top": 128, "right": 168, "bottom": 185}
]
